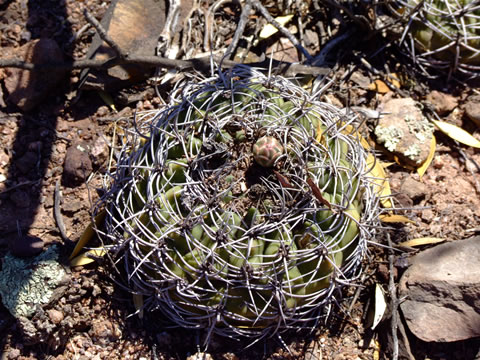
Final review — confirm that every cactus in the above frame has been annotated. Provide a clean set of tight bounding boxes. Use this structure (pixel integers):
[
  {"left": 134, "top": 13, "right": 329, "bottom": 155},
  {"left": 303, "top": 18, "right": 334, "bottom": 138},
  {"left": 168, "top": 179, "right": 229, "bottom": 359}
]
[
  {"left": 98, "top": 66, "right": 381, "bottom": 340},
  {"left": 396, "top": 0, "right": 480, "bottom": 77}
]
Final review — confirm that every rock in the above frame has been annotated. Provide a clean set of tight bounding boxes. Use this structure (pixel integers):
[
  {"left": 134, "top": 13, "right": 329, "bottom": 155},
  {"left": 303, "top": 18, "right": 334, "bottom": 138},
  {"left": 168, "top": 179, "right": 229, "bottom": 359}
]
[
  {"left": 2, "top": 39, "right": 66, "bottom": 111},
  {"left": 9, "top": 235, "right": 44, "bottom": 257},
  {"left": 47, "top": 309, "right": 64, "bottom": 324},
  {"left": 9, "top": 190, "right": 31, "bottom": 208},
  {"left": 426, "top": 90, "right": 458, "bottom": 115},
  {"left": 0, "top": 245, "right": 67, "bottom": 318},
  {"left": 400, "top": 177, "right": 427, "bottom": 201},
  {"left": 375, "top": 98, "right": 434, "bottom": 166},
  {"left": 464, "top": 95, "right": 480, "bottom": 128},
  {"left": 399, "top": 236, "right": 480, "bottom": 342},
  {"left": 16, "top": 151, "right": 38, "bottom": 174},
  {"left": 62, "top": 142, "right": 93, "bottom": 187}
]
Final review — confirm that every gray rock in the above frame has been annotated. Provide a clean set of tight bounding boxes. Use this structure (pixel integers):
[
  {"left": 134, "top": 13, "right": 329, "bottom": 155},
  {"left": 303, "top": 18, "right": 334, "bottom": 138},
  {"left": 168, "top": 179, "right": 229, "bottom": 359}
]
[
  {"left": 464, "top": 95, "right": 480, "bottom": 128},
  {"left": 399, "top": 236, "right": 480, "bottom": 342},
  {"left": 0, "top": 245, "right": 68, "bottom": 318},
  {"left": 375, "top": 98, "right": 434, "bottom": 166}
]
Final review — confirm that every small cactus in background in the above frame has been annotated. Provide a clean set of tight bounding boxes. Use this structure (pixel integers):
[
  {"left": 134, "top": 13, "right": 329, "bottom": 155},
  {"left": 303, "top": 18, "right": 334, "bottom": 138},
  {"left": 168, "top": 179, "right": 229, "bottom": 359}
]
[
  {"left": 396, "top": 0, "right": 480, "bottom": 77},
  {"left": 252, "top": 136, "right": 284, "bottom": 167},
  {"left": 98, "top": 66, "right": 382, "bottom": 340}
]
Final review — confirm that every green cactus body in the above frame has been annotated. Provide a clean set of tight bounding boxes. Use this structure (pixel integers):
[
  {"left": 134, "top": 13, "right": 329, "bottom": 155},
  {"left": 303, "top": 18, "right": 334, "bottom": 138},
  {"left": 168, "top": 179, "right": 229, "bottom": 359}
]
[
  {"left": 101, "top": 67, "right": 381, "bottom": 339},
  {"left": 400, "top": 0, "right": 480, "bottom": 74}
]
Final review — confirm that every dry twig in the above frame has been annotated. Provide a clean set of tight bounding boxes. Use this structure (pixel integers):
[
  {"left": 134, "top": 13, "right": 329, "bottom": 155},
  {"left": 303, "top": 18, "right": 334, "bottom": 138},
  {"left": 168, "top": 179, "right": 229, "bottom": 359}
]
[{"left": 250, "top": 0, "right": 313, "bottom": 61}]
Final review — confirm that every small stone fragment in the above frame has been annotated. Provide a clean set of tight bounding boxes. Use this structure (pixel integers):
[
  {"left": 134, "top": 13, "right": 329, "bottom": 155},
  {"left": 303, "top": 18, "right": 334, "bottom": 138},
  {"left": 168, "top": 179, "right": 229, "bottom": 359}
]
[
  {"left": 9, "top": 235, "right": 44, "bottom": 257},
  {"left": 426, "top": 90, "right": 458, "bottom": 115},
  {"left": 47, "top": 309, "right": 64, "bottom": 324},
  {"left": 375, "top": 98, "right": 434, "bottom": 166},
  {"left": 464, "top": 95, "right": 480, "bottom": 128},
  {"left": 62, "top": 142, "right": 93, "bottom": 187},
  {"left": 399, "top": 236, "right": 480, "bottom": 342},
  {"left": 2, "top": 39, "right": 66, "bottom": 111},
  {"left": 400, "top": 177, "right": 427, "bottom": 201}
]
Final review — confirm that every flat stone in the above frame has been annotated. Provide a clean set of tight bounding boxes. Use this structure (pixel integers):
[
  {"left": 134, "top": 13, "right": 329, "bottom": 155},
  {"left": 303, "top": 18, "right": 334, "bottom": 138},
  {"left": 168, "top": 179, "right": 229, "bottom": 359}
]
[
  {"left": 464, "top": 95, "right": 480, "bottom": 128},
  {"left": 2, "top": 39, "right": 66, "bottom": 111},
  {"left": 399, "top": 236, "right": 480, "bottom": 342},
  {"left": 62, "top": 142, "right": 93, "bottom": 187},
  {"left": 375, "top": 98, "right": 434, "bottom": 166},
  {"left": 9, "top": 235, "right": 44, "bottom": 257},
  {"left": 426, "top": 90, "right": 458, "bottom": 115}
]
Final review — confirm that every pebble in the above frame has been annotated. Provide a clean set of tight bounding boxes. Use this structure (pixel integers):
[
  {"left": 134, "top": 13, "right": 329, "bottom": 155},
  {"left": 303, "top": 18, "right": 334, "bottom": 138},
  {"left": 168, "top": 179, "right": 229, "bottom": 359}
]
[
  {"left": 8, "top": 235, "right": 44, "bottom": 257},
  {"left": 400, "top": 177, "right": 427, "bottom": 202},
  {"left": 62, "top": 142, "right": 93, "bottom": 187},
  {"left": 47, "top": 309, "right": 64, "bottom": 324}
]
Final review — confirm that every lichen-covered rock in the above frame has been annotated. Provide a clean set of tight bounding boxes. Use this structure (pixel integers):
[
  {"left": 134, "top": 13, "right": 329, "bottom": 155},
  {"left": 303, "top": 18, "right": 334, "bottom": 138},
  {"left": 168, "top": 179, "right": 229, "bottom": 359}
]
[
  {"left": 0, "top": 245, "right": 68, "bottom": 318},
  {"left": 375, "top": 98, "right": 434, "bottom": 166}
]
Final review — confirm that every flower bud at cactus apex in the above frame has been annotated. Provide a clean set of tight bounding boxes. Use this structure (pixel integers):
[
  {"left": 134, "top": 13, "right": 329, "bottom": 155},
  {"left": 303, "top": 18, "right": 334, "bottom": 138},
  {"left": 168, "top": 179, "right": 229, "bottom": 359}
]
[{"left": 253, "top": 136, "right": 284, "bottom": 167}]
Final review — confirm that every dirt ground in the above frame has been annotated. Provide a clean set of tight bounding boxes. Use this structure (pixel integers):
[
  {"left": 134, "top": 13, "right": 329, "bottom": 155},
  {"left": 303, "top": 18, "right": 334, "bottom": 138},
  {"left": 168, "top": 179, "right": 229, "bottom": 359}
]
[{"left": 1, "top": 0, "right": 480, "bottom": 359}]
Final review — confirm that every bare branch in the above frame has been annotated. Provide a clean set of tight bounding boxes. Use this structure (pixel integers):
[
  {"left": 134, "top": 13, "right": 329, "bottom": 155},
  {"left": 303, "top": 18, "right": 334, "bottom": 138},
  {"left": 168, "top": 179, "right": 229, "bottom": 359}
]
[
  {"left": 250, "top": 0, "right": 313, "bottom": 62},
  {"left": 83, "top": 9, "right": 127, "bottom": 59},
  {"left": 0, "top": 55, "right": 330, "bottom": 77}
]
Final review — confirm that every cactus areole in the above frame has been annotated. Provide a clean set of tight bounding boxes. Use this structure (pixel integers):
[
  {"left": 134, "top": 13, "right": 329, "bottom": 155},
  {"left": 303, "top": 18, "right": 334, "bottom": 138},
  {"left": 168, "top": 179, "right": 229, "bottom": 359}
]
[{"left": 99, "top": 66, "right": 381, "bottom": 340}]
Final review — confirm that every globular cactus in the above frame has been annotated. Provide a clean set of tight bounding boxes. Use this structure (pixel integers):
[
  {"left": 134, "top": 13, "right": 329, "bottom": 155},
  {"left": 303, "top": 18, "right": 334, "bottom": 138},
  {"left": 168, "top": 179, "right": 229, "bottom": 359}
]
[
  {"left": 395, "top": 0, "right": 480, "bottom": 77},
  {"left": 98, "top": 66, "right": 381, "bottom": 340}
]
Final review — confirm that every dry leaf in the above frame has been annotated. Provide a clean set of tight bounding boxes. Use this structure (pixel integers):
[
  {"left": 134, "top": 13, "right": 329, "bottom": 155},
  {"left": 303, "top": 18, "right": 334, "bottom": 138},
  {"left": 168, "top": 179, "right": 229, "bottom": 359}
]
[
  {"left": 366, "top": 154, "right": 393, "bottom": 208},
  {"left": 133, "top": 294, "right": 144, "bottom": 319},
  {"left": 368, "top": 74, "right": 400, "bottom": 94},
  {"left": 342, "top": 123, "right": 371, "bottom": 149},
  {"left": 259, "top": 14, "right": 294, "bottom": 39},
  {"left": 70, "top": 248, "right": 107, "bottom": 267},
  {"left": 70, "top": 210, "right": 106, "bottom": 259},
  {"left": 368, "top": 80, "right": 390, "bottom": 94},
  {"left": 417, "top": 135, "right": 436, "bottom": 178},
  {"left": 398, "top": 237, "right": 445, "bottom": 247},
  {"left": 432, "top": 119, "right": 480, "bottom": 148},
  {"left": 372, "top": 283, "right": 386, "bottom": 330},
  {"left": 379, "top": 214, "right": 416, "bottom": 224}
]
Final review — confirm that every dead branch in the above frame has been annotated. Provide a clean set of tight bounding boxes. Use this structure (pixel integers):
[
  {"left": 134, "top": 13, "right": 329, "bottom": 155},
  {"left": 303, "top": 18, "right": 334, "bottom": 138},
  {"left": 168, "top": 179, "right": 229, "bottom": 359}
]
[
  {"left": 0, "top": 55, "right": 330, "bottom": 77},
  {"left": 224, "top": 0, "right": 253, "bottom": 59},
  {"left": 83, "top": 9, "right": 126, "bottom": 59},
  {"left": 250, "top": 0, "right": 313, "bottom": 61}
]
